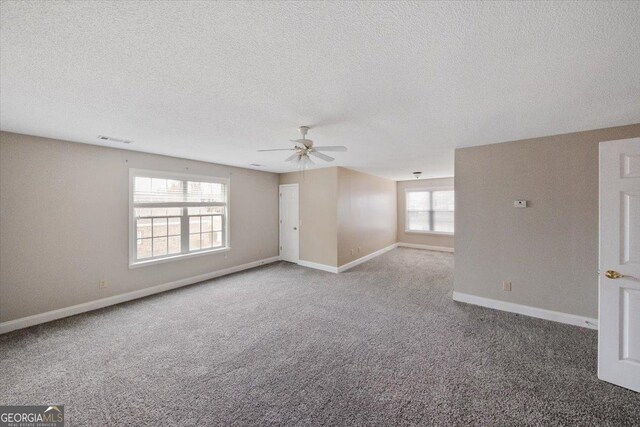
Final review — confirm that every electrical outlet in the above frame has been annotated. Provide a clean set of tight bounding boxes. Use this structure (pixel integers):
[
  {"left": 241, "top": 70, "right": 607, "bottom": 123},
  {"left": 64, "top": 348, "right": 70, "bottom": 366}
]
[
  {"left": 357, "top": 246, "right": 361, "bottom": 253},
  {"left": 350, "top": 248, "right": 355, "bottom": 255},
  {"left": 502, "top": 281, "right": 512, "bottom": 292},
  {"left": 99, "top": 280, "right": 108, "bottom": 289}
]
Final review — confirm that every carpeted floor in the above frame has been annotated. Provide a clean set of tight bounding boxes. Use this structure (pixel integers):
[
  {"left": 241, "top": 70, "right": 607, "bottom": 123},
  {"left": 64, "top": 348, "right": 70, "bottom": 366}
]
[{"left": 1, "top": 248, "right": 638, "bottom": 426}]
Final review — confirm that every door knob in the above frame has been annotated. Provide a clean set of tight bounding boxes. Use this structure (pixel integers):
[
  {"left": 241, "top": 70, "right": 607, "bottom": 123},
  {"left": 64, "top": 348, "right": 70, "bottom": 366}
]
[
  {"left": 605, "top": 270, "right": 638, "bottom": 280},
  {"left": 293, "top": 227, "right": 297, "bottom": 230},
  {"left": 605, "top": 270, "right": 629, "bottom": 279}
]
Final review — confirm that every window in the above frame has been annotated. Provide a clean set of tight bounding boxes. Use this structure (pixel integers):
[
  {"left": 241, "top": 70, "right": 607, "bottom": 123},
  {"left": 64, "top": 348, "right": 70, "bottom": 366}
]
[
  {"left": 406, "top": 189, "right": 454, "bottom": 234},
  {"left": 129, "top": 170, "right": 229, "bottom": 267}
]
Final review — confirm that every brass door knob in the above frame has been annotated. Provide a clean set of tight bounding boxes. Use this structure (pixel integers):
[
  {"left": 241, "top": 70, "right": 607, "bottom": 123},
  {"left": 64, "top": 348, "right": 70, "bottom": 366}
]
[{"left": 605, "top": 270, "right": 624, "bottom": 279}]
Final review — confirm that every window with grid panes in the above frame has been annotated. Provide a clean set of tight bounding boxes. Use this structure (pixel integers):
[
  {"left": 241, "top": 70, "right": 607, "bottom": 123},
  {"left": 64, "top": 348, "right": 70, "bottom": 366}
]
[
  {"left": 405, "top": 189, "right": 454, "bottom": 234},
  {"left": 130, "top": 170, "right": 228, "bottom": 266}
]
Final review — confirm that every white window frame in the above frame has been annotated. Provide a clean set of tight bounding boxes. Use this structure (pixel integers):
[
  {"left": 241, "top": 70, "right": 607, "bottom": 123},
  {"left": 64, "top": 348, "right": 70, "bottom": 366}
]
[
  {"left": 405, "top": 187, "right": 454, "bottom": 235},
  {"left": 129, "top": 169, "right": 230, "bottom": 268}
]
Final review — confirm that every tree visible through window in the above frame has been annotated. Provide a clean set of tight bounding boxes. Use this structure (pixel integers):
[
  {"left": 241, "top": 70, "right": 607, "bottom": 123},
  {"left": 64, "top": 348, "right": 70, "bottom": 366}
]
[
  {"left": 130, "top": 171, "right": 228, "bottom": 265},
  {"left": 406, "top": 189, "right": 454, "bottom": 233}
]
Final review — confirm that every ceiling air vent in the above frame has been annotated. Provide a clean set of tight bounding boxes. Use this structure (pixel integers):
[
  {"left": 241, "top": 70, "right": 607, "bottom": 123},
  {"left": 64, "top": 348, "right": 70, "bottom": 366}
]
[{"left": 97, "top": 135, "right": 133, "bottom": 144}]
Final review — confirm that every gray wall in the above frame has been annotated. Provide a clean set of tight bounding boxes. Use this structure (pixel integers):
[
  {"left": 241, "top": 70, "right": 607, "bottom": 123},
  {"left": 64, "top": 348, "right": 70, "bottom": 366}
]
[
  {"left": 454, "top": 124, "right": 640, "bottom": 318},
  {"left": 397, "top": 177, "right": 455, "bottom": 250},
  {"left": 0, "top": 132, "right": 279, "bottom": 323}
]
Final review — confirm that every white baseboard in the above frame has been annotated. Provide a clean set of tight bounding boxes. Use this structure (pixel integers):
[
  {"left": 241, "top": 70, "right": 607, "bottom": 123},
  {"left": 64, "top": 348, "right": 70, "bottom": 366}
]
[
  {"left": 0, "top": 256, "right": 281, "bottom": 335},
  {"left": 338, "top": 243, "right": 398, "bottom": 272},
  {"left": 452, "top": 291, "right": 598, "bottom": 330},
  {"left": 397, "top": 242, "right": 454, "bottom": 253},
  {"left": 297, "top": 243, "right": 399, "bottom": 274},
  {"left": 297, "top": 260, "right": 339, "bottom": 274}
]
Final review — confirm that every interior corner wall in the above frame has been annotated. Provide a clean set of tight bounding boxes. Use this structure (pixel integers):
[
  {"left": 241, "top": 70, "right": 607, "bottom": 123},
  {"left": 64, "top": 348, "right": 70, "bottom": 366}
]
[
  {"left": 279, "top": 168, "right": 339, "bottom": 267},
  {"left": 278, "top": 167, "right": 396, "bottom": 269},
  {"left": 454, "top": 123, "right": 640, "bottom": 318},
  {"left": 397, "top": 177, "right": 455, "bottom": 250},
  {"left": 0, "top": 131, "right": 280, "bottom": 323},
  {"left": 337, "top": 167, "right": 397, "bottom": 267}
]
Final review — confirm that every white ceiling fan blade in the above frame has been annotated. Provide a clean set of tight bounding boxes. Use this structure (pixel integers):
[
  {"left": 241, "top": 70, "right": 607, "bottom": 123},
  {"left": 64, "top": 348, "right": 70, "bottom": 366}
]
[
  {"left": 285, "top": 153, "right": 299, "bottom": 162},
  {"left": 257, "top": 148, "right": 296, "bottom": 152},
  {"left": 312, "top": 146, "right": 347, "bottom": 152},
  {"left": 309, "top": 151, "right": 334, "bottom": 162}
]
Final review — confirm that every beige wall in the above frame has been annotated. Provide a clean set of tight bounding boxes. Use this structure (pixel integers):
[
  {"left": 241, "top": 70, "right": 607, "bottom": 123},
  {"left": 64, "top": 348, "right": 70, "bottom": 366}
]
[
  {"left": 397, "top": 177, "right": 455, "bottom": 249},
  {"left": 337, "top": 167, "right": 397, "bottom": 266},
  {"left": 0, "top": 132, "right": 279, "bottom": 323},
  {"left": 279, "top": 168, "right": 338, "bottom": 267},
  {"left": 279, "top": 167, "right": 397, "bottom": 268},
  {"left": 454, "top": 124, "right": 640, "bottom": 318}
]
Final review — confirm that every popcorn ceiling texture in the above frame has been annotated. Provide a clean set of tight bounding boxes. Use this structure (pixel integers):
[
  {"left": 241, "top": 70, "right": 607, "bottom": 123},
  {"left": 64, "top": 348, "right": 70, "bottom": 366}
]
[
  {"left": 1, "top": 1, "right": 639, "bottom": 180},
  {"left": 1, "top": 249, "right": 638, "bottom": 425}
]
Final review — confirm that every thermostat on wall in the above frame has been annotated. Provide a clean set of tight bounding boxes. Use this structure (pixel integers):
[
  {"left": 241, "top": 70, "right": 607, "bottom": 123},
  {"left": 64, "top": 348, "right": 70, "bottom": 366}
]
[{"left": 514, "top": 200, "right": 527, "bottom": 208}]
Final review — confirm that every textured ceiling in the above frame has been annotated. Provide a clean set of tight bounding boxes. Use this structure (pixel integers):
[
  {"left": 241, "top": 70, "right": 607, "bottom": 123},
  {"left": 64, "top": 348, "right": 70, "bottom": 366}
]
[{"left": 1, "top": 1, "right": 639, "bottom": 180}]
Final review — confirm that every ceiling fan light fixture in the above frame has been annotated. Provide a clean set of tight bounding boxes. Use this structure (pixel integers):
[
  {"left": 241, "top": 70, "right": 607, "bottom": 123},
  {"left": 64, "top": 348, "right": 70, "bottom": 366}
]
[{"left": 297, "top": 153, "right": 314, "bottom": 170}]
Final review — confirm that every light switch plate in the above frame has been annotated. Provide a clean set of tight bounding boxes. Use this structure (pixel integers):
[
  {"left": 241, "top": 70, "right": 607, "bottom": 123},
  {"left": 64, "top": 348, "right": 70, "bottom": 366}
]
[{"left": 514, "top": 200, "right": 527, "bottom": 208}]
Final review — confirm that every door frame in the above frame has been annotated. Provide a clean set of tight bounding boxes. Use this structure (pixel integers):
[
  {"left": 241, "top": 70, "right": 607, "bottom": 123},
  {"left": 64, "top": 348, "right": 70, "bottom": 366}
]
[{"left": 279, "top": 183, "right": 299, "bottom": 263}]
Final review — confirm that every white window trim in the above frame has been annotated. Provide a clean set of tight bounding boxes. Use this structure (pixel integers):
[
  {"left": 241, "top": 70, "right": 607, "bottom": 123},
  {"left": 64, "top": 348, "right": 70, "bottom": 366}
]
[
  {"left": 405, "top": 187, "right": 455, "bottom": 235},
  {"left": 128, "top": 168, "right": 231, "bottom": 268},
  {"left": 406, "top": 230, "right": 455, "bottom": 236}
]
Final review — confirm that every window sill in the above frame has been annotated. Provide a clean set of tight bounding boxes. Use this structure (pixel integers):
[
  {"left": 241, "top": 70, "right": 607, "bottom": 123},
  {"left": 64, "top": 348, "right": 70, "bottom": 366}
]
[
  {"left": 129, "top": 246, "right": 231, "bottom": 269},
  {"left": 405, "top": 230, "right": 454, "bottom": 236}
]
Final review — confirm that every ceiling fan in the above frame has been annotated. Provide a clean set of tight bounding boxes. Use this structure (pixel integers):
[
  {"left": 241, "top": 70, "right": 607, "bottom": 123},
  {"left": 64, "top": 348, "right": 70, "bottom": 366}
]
[{"left": 258, "top": 126, "right": 347, "bottom": 168}]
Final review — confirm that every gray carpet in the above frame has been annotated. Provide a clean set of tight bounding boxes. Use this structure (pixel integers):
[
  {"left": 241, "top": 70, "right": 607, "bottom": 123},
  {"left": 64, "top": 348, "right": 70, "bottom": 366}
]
[{"left": 1, "top": 248, "right": 638, "bottom": 426}]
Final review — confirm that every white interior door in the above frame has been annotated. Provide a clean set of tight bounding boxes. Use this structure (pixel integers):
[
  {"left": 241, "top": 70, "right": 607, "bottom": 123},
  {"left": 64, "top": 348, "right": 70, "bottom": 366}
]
[
  {"left": 598, "top": 137, "right": 640, "bottom": 392},
  {"left": 279, "top": 184, "right": 299, "bottom": 263}
]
